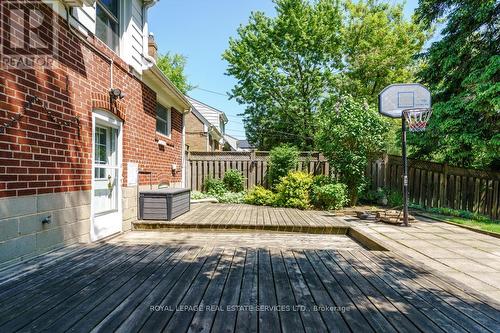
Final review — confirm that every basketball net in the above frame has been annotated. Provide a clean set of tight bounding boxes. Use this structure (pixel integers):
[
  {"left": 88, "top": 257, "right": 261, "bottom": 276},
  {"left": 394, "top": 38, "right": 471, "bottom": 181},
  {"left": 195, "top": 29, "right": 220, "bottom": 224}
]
[{"left": 403, "top": 108, "right": 432, "bottom": 132}]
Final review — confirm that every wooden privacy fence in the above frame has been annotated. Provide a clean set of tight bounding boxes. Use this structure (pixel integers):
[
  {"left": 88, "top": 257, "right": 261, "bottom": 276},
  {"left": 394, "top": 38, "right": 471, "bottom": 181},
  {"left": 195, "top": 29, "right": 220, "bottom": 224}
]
[
  {"left": 366, "top": 155, "right": 500, "bottom": 220},
  {"left": 186, "top": 151, "right": 500, "bottom": 219},
  {"left": 186, "top": 151, "right": 331, "bottom": 191}
]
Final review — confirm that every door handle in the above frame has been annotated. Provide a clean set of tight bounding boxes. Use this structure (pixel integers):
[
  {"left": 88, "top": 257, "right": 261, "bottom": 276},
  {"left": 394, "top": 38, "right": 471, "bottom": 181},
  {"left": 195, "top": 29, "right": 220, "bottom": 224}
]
[{"left": 107, "top": 175, "right": 113, "bottom": 191}]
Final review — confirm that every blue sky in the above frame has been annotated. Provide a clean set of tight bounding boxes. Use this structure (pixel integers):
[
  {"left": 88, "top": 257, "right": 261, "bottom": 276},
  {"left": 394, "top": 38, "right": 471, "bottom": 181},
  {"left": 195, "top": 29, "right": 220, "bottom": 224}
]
[{"left": 149, "top": 0, "right": 421, "bottom": 140}]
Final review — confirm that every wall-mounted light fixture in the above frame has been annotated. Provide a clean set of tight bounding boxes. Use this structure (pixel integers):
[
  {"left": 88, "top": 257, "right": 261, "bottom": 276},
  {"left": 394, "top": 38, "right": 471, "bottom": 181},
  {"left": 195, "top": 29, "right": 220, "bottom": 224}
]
[{"left": 109, "top": 88, "right": 126, "bottom": 102}]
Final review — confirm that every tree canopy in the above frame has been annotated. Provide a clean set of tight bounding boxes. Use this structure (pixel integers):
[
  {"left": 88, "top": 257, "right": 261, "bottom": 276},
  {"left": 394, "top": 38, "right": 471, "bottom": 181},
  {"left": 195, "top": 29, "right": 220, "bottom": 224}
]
[
  {"left": 157, "top": 52, "right": 194, "bottom": 94},
  {"left": 223, "top": 0, "right": 343, "bottom": 150},
  {"left": 223, "top": 0, "right": 427, "bottom": 150},
  {"left": 409, "top": 0, "right": 499, "bottom": 170}
]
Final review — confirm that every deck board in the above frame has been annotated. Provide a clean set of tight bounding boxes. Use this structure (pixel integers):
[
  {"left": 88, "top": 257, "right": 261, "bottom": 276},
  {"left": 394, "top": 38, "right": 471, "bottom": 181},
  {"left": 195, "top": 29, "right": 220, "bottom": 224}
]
[{"left": 0, "top": 233, "right": 498, "bottom": 333}]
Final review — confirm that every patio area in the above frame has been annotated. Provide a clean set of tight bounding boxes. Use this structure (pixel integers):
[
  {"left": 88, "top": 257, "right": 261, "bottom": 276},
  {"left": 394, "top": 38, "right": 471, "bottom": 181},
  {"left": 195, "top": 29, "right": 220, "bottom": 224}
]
[{"left": 1, "top": 229, "right": 499, "bottom": 332}]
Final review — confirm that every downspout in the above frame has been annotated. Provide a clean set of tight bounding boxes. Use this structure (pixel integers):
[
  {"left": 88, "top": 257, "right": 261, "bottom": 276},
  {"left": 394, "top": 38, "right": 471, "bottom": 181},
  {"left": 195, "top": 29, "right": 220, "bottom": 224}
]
[{"left": 63, "top": 3, "right": 114, "bottom": 89}]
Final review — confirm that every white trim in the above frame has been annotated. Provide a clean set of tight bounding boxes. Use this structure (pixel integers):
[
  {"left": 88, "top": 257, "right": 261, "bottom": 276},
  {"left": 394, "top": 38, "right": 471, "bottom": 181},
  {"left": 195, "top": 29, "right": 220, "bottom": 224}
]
[
  {"left": 181, "top": 113, "right": 186, "bottom": 187},
  {"left": 90, "top": 109, "right": 123, "bottom": 242}
]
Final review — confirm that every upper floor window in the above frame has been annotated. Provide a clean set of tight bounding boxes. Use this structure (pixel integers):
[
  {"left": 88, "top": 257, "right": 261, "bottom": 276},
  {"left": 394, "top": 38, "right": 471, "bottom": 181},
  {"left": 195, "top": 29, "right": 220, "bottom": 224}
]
[
  {"left": 156, "top": 104, "right": 171, "bottom": 137},
  {"left": 96, "top": 0, "right": 119, "bottom": 53}
]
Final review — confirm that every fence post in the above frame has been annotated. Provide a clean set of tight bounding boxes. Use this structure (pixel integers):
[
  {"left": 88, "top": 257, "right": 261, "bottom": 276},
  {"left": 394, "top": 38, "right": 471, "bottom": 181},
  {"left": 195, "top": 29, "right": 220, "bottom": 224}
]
[
  {"left": 382, "top": 153, "right": 389, "bottom": 189},
  {"left": 441, "top": 163, "right": 448, "bottom": 207},
  {"left": 249, "top": 149, "right": 256, "bottom": 189}
]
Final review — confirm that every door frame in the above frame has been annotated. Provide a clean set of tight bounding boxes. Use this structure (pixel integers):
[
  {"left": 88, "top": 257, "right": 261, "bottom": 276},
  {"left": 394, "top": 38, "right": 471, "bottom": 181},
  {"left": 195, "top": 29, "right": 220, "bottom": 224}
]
[{"left": 90, "top": 109, "right": 123, "bottom": 241}]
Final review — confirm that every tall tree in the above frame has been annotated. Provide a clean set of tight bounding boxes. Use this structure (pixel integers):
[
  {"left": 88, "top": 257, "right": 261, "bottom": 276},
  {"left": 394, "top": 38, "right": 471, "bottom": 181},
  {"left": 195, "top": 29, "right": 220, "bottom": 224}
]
[
  {"left": 157, "top": 52, "right": 194, "bottom": 94},
  {"left": 341, "top": 0, "right": 428, "bottom": 103},
  {"left": 223, "top": 0, "right": 343, "bottom": 150},
  {"left": 224, "top": 0, "right": 428, "bottom": 150},
  {"left": 410, "top": 0, "right": 499, "bottom": 170}
]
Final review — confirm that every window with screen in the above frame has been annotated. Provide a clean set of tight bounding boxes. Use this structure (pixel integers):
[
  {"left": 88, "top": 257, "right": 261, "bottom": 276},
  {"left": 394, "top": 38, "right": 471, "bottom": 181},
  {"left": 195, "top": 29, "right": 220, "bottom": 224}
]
[
  {"left": 156, "top": 104, "right": 171, "bottom": 136},
  {"left": 96, "top": 0, "right": 119, "bottom": 53}
]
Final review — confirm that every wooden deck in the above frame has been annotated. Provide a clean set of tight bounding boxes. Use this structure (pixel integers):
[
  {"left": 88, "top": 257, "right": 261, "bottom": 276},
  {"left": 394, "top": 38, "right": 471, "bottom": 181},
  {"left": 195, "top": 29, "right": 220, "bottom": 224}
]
[
  {"left": 134, "top": 203, "right": 349, "bottom": 234},
  {"left": 0, "top": 234, "right": 499, "bottom": 332}
]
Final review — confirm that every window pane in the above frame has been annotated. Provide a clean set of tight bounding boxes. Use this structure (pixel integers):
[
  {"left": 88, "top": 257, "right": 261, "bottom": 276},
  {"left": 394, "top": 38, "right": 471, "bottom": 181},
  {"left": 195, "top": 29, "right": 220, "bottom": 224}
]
[
  {"left": 156, "top": 104, "right": 170, "bottom": 136},
  {"left": 99, "top": 0, "right": 119, "bottom": 17},
  {"left": 96, "top": 4, "right": 119, "bottom": 53}
]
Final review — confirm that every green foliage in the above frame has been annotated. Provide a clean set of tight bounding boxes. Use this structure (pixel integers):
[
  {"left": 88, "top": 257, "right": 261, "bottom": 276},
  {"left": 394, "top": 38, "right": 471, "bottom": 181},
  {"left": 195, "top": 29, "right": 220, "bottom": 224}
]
[
  {"left": 223, "top": 0, "right": 428, "bottom": 150},
  {"left": 275, "top": 171, "right": 313, "bottom": 209},
  {"left": 316, "top": 95, "right": 389, "bottom": 205},
  {"left": 245, "top": 186, "right": 277, "bottom": 206},
  {"left": 311, "top": 183, "right": 349, "bottom": 210},
  {"left": 268, "top": 145, "right": 299, "bottom": 188},
  {"left": 387, "top": 190, "right": 403, "bottom": 207},
  {"left": 411, "top": 0, "right": 500, "bottom": 170},
  {"left": 157, "top": 52, "right": 194, "bottom": 94},
  {"left": 341, "top": 0, "right": 428, "bottom": 103},
  {"left": 203, "top": 178, "right": 226, "bottom": 196},
  {"left": 360, "top": 187, "right": 386, "bottom": 204},
  {"left": 427, "top": 207, "right": 492, "bottom": 224},
  {"left": 223, "top": 169, "right": 245, "bottom": 193},
  {"left": 190, "top": 191, "right": 210, "bottom": 200},
  {"left": 216, "top": 191, "right": 246, "bottom": 204},
  {"left": 312, "top": 175, "right": 336, "bottom": 187},
  {"left": 223, "top": 0, "right": 343, "bottom": 150}
]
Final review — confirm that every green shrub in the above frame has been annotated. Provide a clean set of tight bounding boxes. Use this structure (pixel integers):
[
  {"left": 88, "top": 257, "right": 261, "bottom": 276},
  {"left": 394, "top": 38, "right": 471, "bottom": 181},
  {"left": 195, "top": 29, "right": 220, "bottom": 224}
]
[
  {"left": 359, "top": 187, "right": 387, "bottom": 204},
  {"left": 203, "top": 178, "right": 226, "bottom": 196},
  {"left": 312, "top": 183, "right": 349, "bottom": 210},
  {"left": 276, "top": 171, "right": 313, "bottom": 209},
  {"left": 387, "top": 190, "right": 403, "bottom": 207},
  {"left": 223, "top": 169, "right": 245, "bottom": 192},
  {"left": 216, "top": 191, "right": 245, "bottom": 204},
  {"left": 312, "top": 175, "right": 336, "bottom": 187},
  {"left": 268, "top": 144, "right": 299, "bottom": 189},
  {"left": 245, "top": 186, "right": 277, "bottom": 206}
]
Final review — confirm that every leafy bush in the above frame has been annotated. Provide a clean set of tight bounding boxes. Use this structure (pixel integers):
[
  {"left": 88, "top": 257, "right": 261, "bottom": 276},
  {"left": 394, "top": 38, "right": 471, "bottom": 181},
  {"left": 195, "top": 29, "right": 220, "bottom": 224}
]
[
  {"left": 268, "top": 145, "right": 299, "bottom": 189},
  {"left": 360, "top": 187, "right": 386, "bottom": 204},
  {"left": 223, "top": 169, "right": 245, "bottom": 193},
  {"left": 312, "top": 183, "right": 349, "bottom": 210},
  {"left": 216, "top": 191, "right": 245, "bottom": 204},
  {"left": 387, "top": 190, "right": 403, "bottom": 207},
  {"left": 316, "top": 95, "right": 388, "bottom": 205},
  {"left": 203, "top": 178, "right": 226, "bottom": 196},
  {"left": 276, "top": 171, "right": 313, "bottom": 209},
  {"left": 245, "top": 186, "right": 277, "bottom": 206},
  {"left": 312, "top": 175, "right": 336, "bottom": 187}
]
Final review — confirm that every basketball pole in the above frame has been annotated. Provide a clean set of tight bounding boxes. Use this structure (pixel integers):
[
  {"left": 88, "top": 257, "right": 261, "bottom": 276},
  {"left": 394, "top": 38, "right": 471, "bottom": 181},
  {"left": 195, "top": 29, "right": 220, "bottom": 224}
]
[{"left": 401, "top": 111, "right": 409, "bottom": 227}]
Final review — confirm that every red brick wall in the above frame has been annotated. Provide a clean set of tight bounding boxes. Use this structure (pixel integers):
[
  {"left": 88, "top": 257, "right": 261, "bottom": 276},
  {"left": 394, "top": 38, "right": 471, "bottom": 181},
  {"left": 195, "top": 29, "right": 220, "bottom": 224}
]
[{"left": 0, "top": 2, "right": 183, "bottom": 198}]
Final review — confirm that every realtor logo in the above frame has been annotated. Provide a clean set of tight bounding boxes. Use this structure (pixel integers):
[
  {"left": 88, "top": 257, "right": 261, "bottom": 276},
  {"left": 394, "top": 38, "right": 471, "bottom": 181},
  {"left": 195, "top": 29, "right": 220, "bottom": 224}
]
[{"left": 0, "top": 1, "right": 58, "bottom": 68}]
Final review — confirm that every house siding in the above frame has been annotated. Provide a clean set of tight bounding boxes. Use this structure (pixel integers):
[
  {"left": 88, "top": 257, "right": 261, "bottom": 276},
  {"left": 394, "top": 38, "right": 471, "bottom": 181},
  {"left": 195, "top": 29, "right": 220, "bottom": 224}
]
[{"left": 0, "top": 2, "right": 183, "bottom": 266}]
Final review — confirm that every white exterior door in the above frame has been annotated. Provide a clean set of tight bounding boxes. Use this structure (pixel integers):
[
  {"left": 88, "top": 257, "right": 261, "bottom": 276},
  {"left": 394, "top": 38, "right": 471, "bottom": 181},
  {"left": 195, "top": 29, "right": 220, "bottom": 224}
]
[{"left": 91, "top": 110, "right": 123, "bottom": 241}]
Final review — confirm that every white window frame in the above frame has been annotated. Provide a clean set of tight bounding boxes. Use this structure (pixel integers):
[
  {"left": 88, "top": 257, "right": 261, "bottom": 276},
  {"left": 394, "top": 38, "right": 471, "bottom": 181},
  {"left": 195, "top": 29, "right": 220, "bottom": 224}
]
[{"left": 156, "top": 103, "right": 171, "bottom": 138}]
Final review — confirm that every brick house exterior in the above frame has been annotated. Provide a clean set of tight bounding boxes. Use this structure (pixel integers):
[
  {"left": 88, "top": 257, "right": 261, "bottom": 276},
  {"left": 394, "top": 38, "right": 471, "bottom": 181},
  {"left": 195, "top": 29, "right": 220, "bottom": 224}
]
[{"left": 0, "top": 1, "right": 190, "bottom": 266}]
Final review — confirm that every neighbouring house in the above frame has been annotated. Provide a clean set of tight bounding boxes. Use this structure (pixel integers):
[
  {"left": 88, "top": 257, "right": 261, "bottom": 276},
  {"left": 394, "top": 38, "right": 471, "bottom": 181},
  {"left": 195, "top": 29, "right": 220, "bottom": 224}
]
[
  {"left": 223, "top": 134, "right": 239, "bottom": 151},
  {"left": 185, "top": 96, "right": 228, "bottom": 152},
  {"left": 0, "top": 0, "right": 191, "bottom": 266},
  {"left": 236, "top": 139, "right": 255, "bottom": 151}
]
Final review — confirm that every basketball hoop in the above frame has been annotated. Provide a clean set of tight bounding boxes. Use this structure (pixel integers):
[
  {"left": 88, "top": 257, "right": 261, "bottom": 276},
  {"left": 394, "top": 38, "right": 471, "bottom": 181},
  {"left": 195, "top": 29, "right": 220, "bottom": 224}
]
[
  {"left": 403, "top": 108, "right": 432, "bottom": 132},
  {"left": 378, "top": 83, "right": 433, "bottom": 227}
]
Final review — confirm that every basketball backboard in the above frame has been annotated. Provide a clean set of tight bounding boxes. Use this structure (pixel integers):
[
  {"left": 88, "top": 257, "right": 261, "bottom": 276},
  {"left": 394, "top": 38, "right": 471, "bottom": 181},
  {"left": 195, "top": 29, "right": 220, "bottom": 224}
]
[{"left": 378, "top": 83, "right": 431, "bottom": 118}]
